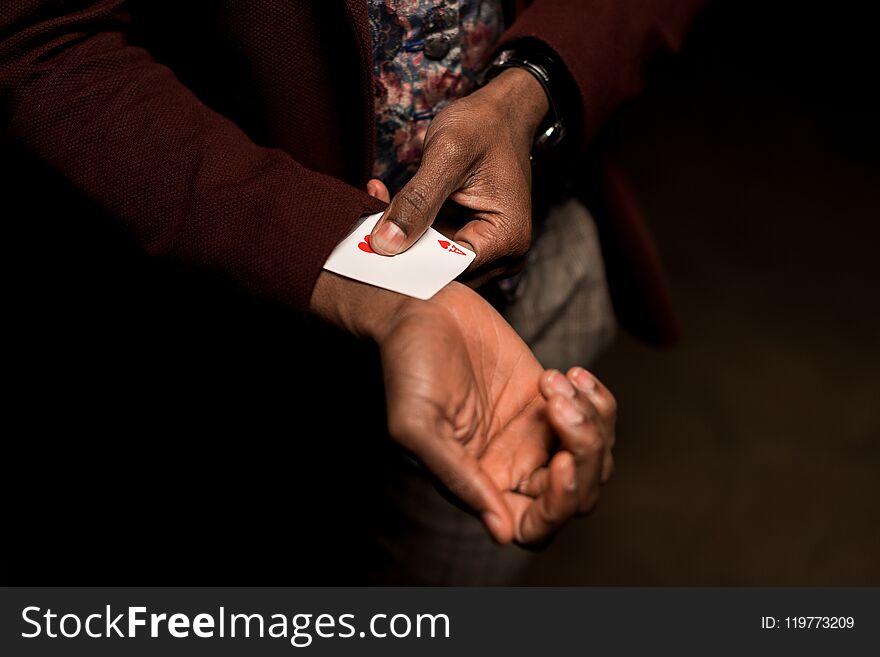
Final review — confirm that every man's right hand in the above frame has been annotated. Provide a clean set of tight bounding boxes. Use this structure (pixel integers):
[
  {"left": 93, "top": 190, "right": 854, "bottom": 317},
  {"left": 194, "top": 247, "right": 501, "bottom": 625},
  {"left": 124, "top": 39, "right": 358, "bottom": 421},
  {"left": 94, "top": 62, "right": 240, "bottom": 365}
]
[{"left": 310, "top": 271, "right": 616, "bottom": 544}]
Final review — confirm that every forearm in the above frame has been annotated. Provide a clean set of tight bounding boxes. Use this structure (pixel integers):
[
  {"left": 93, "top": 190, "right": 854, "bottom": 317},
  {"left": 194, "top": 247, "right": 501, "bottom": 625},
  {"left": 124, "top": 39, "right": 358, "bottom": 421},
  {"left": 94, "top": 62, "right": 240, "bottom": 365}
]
[{"left": 1, "top": 1, "right": 384, "bottom": 313}]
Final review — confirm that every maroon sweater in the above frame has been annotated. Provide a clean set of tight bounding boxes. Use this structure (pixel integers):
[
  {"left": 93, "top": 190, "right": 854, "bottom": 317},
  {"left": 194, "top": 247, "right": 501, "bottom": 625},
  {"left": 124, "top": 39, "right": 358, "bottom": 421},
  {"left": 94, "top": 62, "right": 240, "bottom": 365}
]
[{"left": 0, "top": 0, "right": 704, "bottom": 343}]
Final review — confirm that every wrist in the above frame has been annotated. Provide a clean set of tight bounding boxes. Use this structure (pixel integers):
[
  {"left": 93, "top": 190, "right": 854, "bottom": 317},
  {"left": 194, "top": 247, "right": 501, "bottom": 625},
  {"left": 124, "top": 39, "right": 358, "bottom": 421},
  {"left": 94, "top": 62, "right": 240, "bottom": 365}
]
[
  {"left": 310, "top": 271, "right": 412, "bottom": 342},
  {"left": 479, "top": 68, "right": 549, "bottom": 142},
  {"left": 481, "top": 43, "right": 581, "bottom": 153}
]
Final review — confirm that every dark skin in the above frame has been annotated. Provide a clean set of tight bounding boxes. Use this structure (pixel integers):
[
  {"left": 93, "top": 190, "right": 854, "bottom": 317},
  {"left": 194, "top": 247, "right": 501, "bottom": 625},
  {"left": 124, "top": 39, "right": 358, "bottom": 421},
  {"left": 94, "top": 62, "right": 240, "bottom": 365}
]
[
  {"left": 310, "top": 271, "right": 616, "bottom": 545},
  {"left": 368, "top": 68, "right": 548, "bottom": 283},
  {"left": 311, "top": 69, "right": 615, "bottom": 544}
]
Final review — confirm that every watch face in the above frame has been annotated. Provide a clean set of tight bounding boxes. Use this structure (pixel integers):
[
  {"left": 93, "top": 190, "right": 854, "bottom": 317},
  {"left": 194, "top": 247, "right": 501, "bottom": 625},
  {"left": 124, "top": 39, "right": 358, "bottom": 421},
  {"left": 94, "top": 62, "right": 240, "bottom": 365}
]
[{"left": 534, "top": 122, "right": 565, "bottom": 151}]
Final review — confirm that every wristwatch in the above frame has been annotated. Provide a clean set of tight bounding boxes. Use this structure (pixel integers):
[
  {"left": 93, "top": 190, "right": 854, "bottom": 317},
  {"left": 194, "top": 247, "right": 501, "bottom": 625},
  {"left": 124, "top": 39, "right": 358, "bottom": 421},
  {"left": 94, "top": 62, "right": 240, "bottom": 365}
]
[{"left": 480, "top": 42, "right": 581, "bottom": 153}]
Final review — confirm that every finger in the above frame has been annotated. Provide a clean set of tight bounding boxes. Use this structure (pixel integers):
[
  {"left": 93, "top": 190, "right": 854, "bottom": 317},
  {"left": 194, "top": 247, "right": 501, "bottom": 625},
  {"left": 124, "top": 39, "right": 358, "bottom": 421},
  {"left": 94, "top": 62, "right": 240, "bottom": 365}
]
[
  {"left": 501, "top": 369, "right": 578, "bottom": 501},
  {"left": 515, "top": 465, "right": 549, "bottom": 498},
  {"left": 567, "top": 367, "right": 617, "bottom": 430},
  {"left": 539, "top": 369, "right": 577, "bottom": 402},
  {"left": 545, "top": 394, "right": 604, "bottom": 515},
  {"left": 542, "top": 369, "right": 606, "bottom": 440},
  {"left": 453, "top": 215, "right": 530, "bottom": 273},
  {"left": 516, "top": 450, "right": 578, "bottom": 545},
  {"left": 544, "top": 367, "right": 616, "bottom": 452},
  {"left": 370, "top": 149, "right": 470, "bottom": 255},
  {"left": 567, "top": 367, "right": 617, "bottom": 482},
  {"left": 366, "top": 178, "right": 391, "bottom": 203}
]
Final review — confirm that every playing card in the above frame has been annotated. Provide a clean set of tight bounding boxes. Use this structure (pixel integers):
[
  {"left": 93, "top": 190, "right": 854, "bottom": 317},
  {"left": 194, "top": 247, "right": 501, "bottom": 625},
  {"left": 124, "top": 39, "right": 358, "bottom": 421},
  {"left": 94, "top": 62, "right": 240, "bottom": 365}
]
[{"left": 323, "top": 213, "right": 476, "bottom": 300}]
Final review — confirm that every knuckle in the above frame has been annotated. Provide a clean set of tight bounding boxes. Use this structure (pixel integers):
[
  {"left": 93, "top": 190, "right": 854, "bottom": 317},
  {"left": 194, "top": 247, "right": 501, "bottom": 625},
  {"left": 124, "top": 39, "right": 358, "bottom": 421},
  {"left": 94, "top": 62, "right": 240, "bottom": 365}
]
[
  {"left": 430, "top": 135, "right": 471, "bottom": 167},
  {"left": 573, "top": 429, "right": 604, "bottom": 458},
  {"left": 578, "top": 400, "right": 600, "bottom": 424},
  {"left": 396, "top": 184, "right": 432, "bottom": 224}
]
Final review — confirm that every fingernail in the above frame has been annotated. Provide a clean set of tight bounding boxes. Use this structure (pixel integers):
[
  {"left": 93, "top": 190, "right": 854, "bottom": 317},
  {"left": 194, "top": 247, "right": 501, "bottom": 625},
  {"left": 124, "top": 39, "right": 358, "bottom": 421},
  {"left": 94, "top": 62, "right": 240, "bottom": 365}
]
[
  {"left": 482, "top": 512, "right": 505, "bottom": 538},
  {"left": 548, "top": 371, "right": 575, "bottom": 398},
  {"left": 570, "top": 367, "right": 597, "bottom": 393},
  {"left": 372, "top": 221, "right": 405, "bottom": 254},
  {"left": 556, "top": 397, "right": 583, "bottom": 425}
]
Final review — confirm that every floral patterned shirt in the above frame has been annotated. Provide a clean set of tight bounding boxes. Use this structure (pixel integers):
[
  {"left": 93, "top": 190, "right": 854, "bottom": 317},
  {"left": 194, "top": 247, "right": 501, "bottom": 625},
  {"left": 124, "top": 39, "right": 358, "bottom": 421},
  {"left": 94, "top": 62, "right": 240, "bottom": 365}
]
[{"left": 368, "top": 0, "right": 504, "bottom": 194}]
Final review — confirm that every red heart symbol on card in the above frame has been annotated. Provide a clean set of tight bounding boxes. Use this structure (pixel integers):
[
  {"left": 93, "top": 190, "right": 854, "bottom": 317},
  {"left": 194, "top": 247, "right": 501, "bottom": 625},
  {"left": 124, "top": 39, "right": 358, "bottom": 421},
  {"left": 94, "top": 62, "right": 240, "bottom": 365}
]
[
  {"left": 358, "top": 235, "right": 374, "bottom": 253},
  {"left": 438, "top": 239, "right": 466, "bottom": 255}
]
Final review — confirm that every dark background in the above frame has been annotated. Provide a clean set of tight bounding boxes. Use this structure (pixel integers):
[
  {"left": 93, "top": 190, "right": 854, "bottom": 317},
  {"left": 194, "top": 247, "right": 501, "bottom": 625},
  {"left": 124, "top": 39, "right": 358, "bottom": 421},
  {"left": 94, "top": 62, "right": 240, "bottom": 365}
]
[
  {"left": 524, "top": 0, "right": 880, "bottom": 584},
  {"left": 4, "top": 0, "right": 878, "bottom": 585}
]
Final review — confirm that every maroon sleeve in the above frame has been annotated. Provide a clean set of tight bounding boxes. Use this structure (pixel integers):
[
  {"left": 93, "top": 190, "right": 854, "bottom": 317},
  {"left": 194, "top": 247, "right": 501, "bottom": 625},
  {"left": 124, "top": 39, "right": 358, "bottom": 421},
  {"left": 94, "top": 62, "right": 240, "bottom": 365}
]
[
  {"left": 0, "top": 1, "right": 385, "bottom": 312},
  {"left": 500, "top": 0, "right": 707, "bottom": 144}
]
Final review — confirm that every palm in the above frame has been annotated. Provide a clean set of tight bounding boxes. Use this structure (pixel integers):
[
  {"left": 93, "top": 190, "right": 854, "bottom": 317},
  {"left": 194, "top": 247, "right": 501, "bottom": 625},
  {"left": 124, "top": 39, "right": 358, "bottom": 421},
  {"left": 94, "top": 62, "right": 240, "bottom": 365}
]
[{"left": 380, "top": 283, "right": 554, "bottom": 542}]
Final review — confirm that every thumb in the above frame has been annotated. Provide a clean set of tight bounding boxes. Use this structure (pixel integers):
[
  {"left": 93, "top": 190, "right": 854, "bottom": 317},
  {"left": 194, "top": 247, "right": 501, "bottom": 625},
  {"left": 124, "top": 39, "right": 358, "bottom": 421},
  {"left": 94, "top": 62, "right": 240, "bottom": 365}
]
[{"left": 370, "top": 166, "right": 466, "bottom": 256}]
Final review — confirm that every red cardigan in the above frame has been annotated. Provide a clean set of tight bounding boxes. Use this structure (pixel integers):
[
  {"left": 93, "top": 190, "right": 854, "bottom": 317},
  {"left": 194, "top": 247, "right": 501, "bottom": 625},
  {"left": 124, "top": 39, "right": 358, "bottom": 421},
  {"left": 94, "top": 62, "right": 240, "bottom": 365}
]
[{"left": 0, "top": 0, "right": 704, "bottom": 344}]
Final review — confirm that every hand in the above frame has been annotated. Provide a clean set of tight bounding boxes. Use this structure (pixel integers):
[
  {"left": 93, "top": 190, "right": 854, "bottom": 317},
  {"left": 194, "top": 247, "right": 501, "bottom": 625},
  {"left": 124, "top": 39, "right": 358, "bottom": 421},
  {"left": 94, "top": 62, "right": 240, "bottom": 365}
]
[
  {"left": 382, "top": 283, "right": 617, "bottom": 544},
  {"left": 311, "top": 272, "right": 616, "bottom": 544},
  {"left": 367, "top": 68, "right": 549, "bottom": 284}
]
